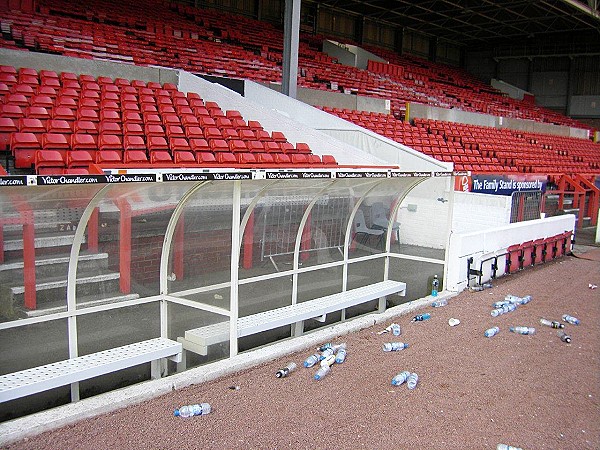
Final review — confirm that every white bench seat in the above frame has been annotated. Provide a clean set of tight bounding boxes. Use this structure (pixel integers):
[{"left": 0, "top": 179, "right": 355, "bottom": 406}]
[
  {"left": 0, "top": 337, "right": 182, "bottom": 403},
  {"left": 179, "top": 280, "right": 406, "bottom": 356}
]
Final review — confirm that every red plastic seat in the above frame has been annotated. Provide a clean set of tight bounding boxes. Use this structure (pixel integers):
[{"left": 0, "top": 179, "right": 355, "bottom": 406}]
[
  {"left": 246, "top": 141, "right": 265, "bottom": 153},
  {"left": 46, "top": 119, "right": 72, "bottom": 134},
  {"left": 166, "top": 125, "right": 185, "bottom": 138},
  {"left": 145, "top": 123, "right": 165, "bottom": 137},
  {"left": 173, "top": 151, "right": 196, "bottom": 164},
  {"left": 30, "top": 94, "right": 54, "bottom": 108},
  {"left": 24, "top": 106, "right": 51, "bottom": 121},
  {"left": 125, "top": 150, "right": 151, "bottom": 165},
  {"left": 216, "top": 152, "right": 237, "bottom": 164},
  {"left": 295, "top": 143, "right": 311, "bottom": 153},
  {"left": 148, "top": 136, "right": 169, "bottom": 152},
  {"left": 505, "top": 244, "right": 522, "bottom": 273},
  {"left": 52, "top": 106, "right": 76, "bottom": 121},
  {"left": 99, "top": 121, "right": 122, "bottom": 135},
  {"left": 274, "top": 153, "right": 292, "bottom": 164},
  {"left": 71, "top": 134, "right": 97, "bottom": 157},
  {"left": 271, "top": 131, "right": 287, "bottom": 142},
  {"left": 96, "top": 150, "right": 122, "bottom": 164},
  {"left": 189, "top": 138, "right": 210, "bottom": 152},
  {"left": 73, "top": 120, "right": 98, "bottom": 135},
  {"left": 18, "top": 118, "right": 45, "bottom": 133},
  {"left": 0, "top": 117, "right": 18, "bottom": 151},
  {"left": 238, "top": 129, "right": 255, "bottom": 141},
  {"left": 185, "top": 126, "right": 204, "bottom": 139},
  {"left": 308, "top": 154, "right": 322, "bottom": 164},
  {"left": 236, "top": 152, "right": 257, "bottom": 164},
  {"left": 99, "top": 134, "right": 123, "bottom": 151},
  {"left": 209, "top": 139, "right": 229, "bottom": 152},
  {"left": 0, "top": 104, "right": 24, "bottom": 118},
  {"left": 42, "top": 133, "right": 69, "bottom": 152},
  {"left": 322, "top": 155, "right": 337, "bottom": 165},
  {"left": 229, "top": 139, "right": 247, "bottom": 152},
  {"left": 170, "top": 137, "right": 191, "bottom": 152},
  {"left": 291, "top": 154, "right": 309, "bottom": 165},
  {"left": 519, "top": 240, "right": 534, "bottom": 267},
  {"left": 256, "top": 153, "right": 275, "bottom": 164},
  {"left": 35, "top": 150, "right": 65, "bottom": 174},
  {"left": 123, "top": 122, "right": 143, "bottom": 136},
  {"left": 196, "top": 152, "right": 217, "bottom": 164},
  {"left": 263, "top": 141, "right": 280, "bottom": 153},
  {"left": 279, "top": 142, "right": 295, "bottom": 153},
  {"left": 149, "top": 150, "right": 172, "bottom": 164},
  {"left": 11, "top": 132, "right": 41, "bottom": 168},
  {"left": 99, "top": 110, "right": 121, "bottom": 123},
  {"left": 6, "top": 94, "right": 30, "bottom": 106},
  {"left": 532, "top": 238, "right": 546, "bottom": 265},
  {"left": 66, "top": 150, "right": 93, "bottom": 168},
  {"left": 124, "top": 135, "right": 147, "bottom": 152}
]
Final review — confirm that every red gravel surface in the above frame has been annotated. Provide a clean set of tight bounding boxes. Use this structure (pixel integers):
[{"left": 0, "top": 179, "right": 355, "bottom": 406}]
[{"left": 5, "top": 249, "right": 600, "bottom": 450}]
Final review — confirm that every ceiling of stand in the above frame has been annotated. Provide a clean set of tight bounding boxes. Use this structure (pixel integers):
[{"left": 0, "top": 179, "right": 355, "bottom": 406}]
[{"left": 309, "top": 0, "right": 600, "bottom": 48}]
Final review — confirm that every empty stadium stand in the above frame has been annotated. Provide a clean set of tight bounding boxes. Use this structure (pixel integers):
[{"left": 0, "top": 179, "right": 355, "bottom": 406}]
[{"left": 0, "top": 65, "right": 338, "bottom": 174}]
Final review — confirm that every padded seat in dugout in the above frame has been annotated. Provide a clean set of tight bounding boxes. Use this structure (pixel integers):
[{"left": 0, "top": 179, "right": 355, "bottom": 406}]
[
  {"left": 506, "top": 244, "right": 522, "bottom": 273},
  {"left": 532, "top": 238, "right": 546, "bottom": 265},
  {"left": 519, "top": 240, "right": 534, "bottom": 267},
  {"left": 370, "top": 202, "right": 400, "bottom": 241}
]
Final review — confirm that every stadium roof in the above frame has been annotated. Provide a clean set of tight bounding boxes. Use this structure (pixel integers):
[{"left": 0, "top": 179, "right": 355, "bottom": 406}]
[{"left": 308, "top": 0, "right": 600, "bottom": 50}]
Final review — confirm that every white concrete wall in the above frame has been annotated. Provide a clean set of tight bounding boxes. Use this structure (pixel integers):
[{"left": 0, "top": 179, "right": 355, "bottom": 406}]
[
  {"left": 451, "top": 191, "right": 512, "bottom": 233},
  {"left": 446, "top": 214, "right": 576, "bottom": 292}
]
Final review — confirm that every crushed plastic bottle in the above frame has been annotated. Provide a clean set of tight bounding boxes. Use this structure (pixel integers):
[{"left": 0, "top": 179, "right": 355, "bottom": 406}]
[
  {"left": 406, "top": 372, "right": 419, "bottom": 390},
  {"left": 303, "top": 353, "right": 321, "bottom": 368},
  {"left": 505, "top": 294, "right": 532, "bottom": 305},
  {"left": 497, "top": 444, "right": 523, "bottom": 450},
  {"left": 411, "top": 313, "right": 431, "bottom": 322},
  {"left": 391, "top": 371, "right": 411, "bottom": 386},
  {"left": 382, "top": 342, "right": 409, "bottom": 352},
  {"left": 431, "top": 275, "right": 439, "bottom": 297},
  {"left": 319, "top": 348, "right": 335, "bottom": 360},
  {"left": 509, "top": 326, "right": 536, "bottom": 335},
  {"left": 314, "top": 364, "right": 331, "bottom": 381},
  {"left": 562, "top": 314, "right": 580, "bottom": 325},
  {"left": 484, "top": 326, "right": 500, "bottom": 338},
  {"left": 320, "top": 354, "right": 336, "bottom": 368},
  {"left": 539, "top": 318, "right": 564, "bottom": 329},
  {"left": 335, "top": 347, "right": 347, "bottom": 364},
  {"left": 317, "top": 342, "right": 345, "bottom": 352},
  {"left": 275, "top": 362, "right": 297, "bottom": 378},
  {"left": 174, "top": 403, "right": 211, "bottom": 417},
  {"left": 558, "top": 330, "right": 572, "bottom": 343},
  {"left": 391, "top": 323, "right": 402, "bottom": 336},
  {"left": 431, "top": 299, "right": 447, "bottom": 308}
]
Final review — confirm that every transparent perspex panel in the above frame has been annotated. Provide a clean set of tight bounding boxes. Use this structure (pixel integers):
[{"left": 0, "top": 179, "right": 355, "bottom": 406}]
[
  {"left": 240, "top": 179, "right": 333, "bottom": 277},
  {"left": 167, "top": 181, "right": 234, "bottom": 303},
  {"left": 0, "top": 184, "right": 105, "bottom": 321}
]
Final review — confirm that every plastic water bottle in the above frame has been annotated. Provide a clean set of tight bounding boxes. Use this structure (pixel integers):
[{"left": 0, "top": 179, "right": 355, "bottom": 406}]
[
  {"left": 412, "top": 313, "right": 431, "bottom": 322},
  {"left": 431, "top": 299, "right": 447, "bottom": 307},
  {"left": 407, "top": 372, "right": 419, "bottom": 390},
  {"left": 558, "top": 330, "right": 572, "bottom": 343},
  {"left": 391, "top": 323, "right": 401, "bottom": 336},
  {"left": 174, "top": 403, "right": 211, "bottom": 417},
  {"left": 275, "top": 362, "right": 297, "bottom": 378},
  {"left": 391, "top": 371, "right": 411, "bottom": 386},
  {"left": 320, "top": 354, "right": 336, "bottom": 367},
  {"left": 335, "top": 347, "right": 347, "bottom": 364},
  {"left": 539, "top": 318, "right": 564, "bottom": 329},
  {"left": 314, "top": 364, "right": 331, "bottom": 381},
  {"left": 509, "top": 326, "right": 535, "bottom": 335},
  {"left": 493, "top": 300, "right": 510, "bottom": 309},
  {"left": 303, "top": 353, "right": 320, "bottom": 368},
  {"left": 491, "top": 308, "right": 503, "bottom": 317},
  {"left": 431, "top": 275, "right": 439, "bottom": 297},
  {"left": 382, "top": 342, "right": 409, "bottom": 352},
  {"left": 497, "top": 444, "right": 523, "bottom": 450},
  {"left": 484, "top": 326, "right": 500, "bottom": 338},
  {"left": 319, "top": 348, "right": 335, "bottom": 360},
  {"left": 562, "top": 314, "right": 580, "bottom": 325},
  {"left": 505, "top": 294, "right": 531, "bottom": 305},
  {"left": 318, "top": 342, "right": 346, "bottom": 352},
  {"left": 317, "top": 343, "right": 333, "bottom": 351}
]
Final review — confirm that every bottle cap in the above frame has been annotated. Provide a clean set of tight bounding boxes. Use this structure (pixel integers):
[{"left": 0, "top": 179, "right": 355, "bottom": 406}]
[{"left": 174, "top": 409, "right": 180, "bottom": 416}]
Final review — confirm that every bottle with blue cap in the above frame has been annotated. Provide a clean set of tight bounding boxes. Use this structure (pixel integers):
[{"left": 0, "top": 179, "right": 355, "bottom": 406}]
[
  {"left": 314, "top": 364, "right": 331, "bottom": 381},
  {"left": 391, "top": 371, "right": 411, "bottom": 386},
  {"left": 562, "top": 314, "right": 580, "bottom": 325},
  {"left": 484, "top": 326, "right": 500, "bottom": 338},
  {"left": 174, "top": 403, "right": 211, "bottom": 417},
  {"left": 411, "top": 313, "right": 431, "bottom": 322},
  {"left": 303, "top": 353, "right": 321, "bottom": 368},
  {"left": 335, "top": 347, "right": 347, "bottom": 364},
  {"left": 382, "top": 342, "right": 409, "bottom": 352}
]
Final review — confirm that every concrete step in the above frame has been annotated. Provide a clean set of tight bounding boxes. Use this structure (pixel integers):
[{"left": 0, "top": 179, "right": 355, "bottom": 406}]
[
  {"left": 9, "top": 271, "right": 122, "bottom": 305},
  {"left": 3, "top": 233, "right": 86, "bottom": 252},
  {"left": 0, "top": 252, "right": 109, "bottom": 280},
  {"left": 24, "top": 293, "right": 141, "bottom": 318}
]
